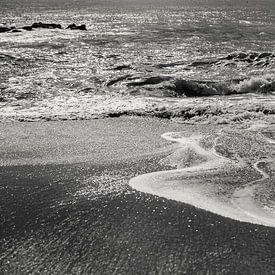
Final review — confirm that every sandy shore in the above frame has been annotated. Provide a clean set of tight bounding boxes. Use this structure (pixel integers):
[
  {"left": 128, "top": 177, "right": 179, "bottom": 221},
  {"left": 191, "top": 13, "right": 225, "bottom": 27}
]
[
  {"left": 130, "top": 128, "right": 275, "bottom": 228},
  {"left": 1, "top": 117, "right": 275, "bottom": 274}
]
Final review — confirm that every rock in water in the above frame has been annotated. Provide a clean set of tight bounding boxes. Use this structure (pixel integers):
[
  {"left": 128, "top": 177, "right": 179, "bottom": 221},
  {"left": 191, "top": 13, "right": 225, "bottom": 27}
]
[
  {"left": 0, "top": 26, "right": 15, "bottom": 33},
  {"left": 66, "top": 24, "right": 87, "bottom": 31},
  {"left": 22, "top": 26, "right": 33, "bottom": 31},
  {"left": 0, "top": 27, "right": 10, "bottom": 33},
  {"left": 31, "top": 22, "right": 62, "bottom": 29}
]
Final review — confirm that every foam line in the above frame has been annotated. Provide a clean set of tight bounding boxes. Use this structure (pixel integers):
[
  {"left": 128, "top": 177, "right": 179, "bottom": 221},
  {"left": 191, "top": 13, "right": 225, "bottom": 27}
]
[{"left": 129, "top": 129, "right": 275, "bottom": 228}]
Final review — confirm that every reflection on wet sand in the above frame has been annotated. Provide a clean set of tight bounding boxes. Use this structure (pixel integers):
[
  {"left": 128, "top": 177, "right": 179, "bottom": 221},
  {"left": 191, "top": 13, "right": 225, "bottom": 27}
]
[
  {"left": 1, "top": 119, "right": 275, "bottom": 274},
  {"left": 129, "top": 126, "right": 275, "bottom": 227}
]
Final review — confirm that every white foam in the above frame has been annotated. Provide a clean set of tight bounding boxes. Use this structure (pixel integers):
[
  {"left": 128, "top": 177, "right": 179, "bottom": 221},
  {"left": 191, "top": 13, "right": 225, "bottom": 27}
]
[{"left": 129, "top": 129, "right": 275, "bottom": 228}]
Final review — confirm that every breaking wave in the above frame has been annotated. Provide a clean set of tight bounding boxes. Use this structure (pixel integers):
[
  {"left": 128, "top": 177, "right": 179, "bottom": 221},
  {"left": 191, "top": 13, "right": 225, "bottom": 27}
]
[
  {"left": 0, "top": 44, "right": 274, "bottom": 122},
  {"left": 124, "top": 74, "right": 275, "bottom": 97}
]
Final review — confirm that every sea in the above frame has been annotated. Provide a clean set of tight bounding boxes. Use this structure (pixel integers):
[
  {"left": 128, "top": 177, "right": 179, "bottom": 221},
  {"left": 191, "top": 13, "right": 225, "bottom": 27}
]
[{"left": 0, "top": 0, "right": 274, "bottom": 122}]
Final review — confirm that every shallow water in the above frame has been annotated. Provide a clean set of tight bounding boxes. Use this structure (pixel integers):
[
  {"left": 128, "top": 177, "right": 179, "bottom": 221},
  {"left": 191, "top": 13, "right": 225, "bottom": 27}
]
[
  {"left": 1, "top": 118, "right": 275, "bottom": 274},
  {"left": 130, "top": 124, "right": 275, "bottom": 227}
]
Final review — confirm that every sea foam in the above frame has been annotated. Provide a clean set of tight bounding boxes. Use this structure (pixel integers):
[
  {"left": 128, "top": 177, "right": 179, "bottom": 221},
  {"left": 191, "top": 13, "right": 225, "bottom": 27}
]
[{"left": 129, "top": 127, "right": 275, "bottom": 227}]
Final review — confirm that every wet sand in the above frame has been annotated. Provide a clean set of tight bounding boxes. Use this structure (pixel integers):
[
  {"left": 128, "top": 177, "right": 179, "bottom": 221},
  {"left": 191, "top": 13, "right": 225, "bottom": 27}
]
[
  {"left": 130, "top": 128, "right": 275, "bottom": 227},
  {"left": 1, "top": 118, "right": 275, "bottom": 274}
]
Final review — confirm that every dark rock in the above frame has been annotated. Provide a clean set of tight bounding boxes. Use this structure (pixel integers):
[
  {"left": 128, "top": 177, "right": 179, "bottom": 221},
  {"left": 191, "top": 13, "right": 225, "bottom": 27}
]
[
  {"left": 22, "top": 26, "right": 33, "bottom": 31},
  {"left": 11, "top": 29, "right": 22, "bottom": 33},
  {"left": 75, "top": 24, "right": 87, "bottom": 31},
  {"left": 0, "top": 26, "right": 11, "bottom": 33},
  {"left": 66, "top": 24, "right": 87, "bottom": 31},
  {"left": 31, "top": 22, "right": 62, "bottom": 29},
  {"left": 66, "top": 23, "right": 76, "bottom": 29}
]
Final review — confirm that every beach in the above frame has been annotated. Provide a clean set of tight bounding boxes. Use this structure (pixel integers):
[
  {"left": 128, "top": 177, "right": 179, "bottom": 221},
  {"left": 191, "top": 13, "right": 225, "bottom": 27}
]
[
  {"left": 0, "top": 117, "right": 275, "bottom": 274},
  {"left": 1, "top": 0, "right": 275, "bottom": 273}
]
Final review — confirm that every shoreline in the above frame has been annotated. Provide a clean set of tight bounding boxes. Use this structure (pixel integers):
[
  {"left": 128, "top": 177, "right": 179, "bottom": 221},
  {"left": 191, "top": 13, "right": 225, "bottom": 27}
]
[
  {"left": 1, "top": 2, "right": 275, "bottom": 272},
  {"left": 0, "top": 93, "right": 274, "bottom": 124},
  {"left": 1, "top": 117, "right": 275, "bottom": 274},
  {"left": 129, "top": 125, "right": 275, "bottom": 228}
]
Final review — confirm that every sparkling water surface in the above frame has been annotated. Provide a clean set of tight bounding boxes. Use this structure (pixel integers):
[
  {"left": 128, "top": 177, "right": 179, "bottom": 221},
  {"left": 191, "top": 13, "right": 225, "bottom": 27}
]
[
  {"left": 0, "top": 0, "right": 274, "bottom": 105},
  {"left": 0, "top": 2, "right": 275, "bottom": 273}
]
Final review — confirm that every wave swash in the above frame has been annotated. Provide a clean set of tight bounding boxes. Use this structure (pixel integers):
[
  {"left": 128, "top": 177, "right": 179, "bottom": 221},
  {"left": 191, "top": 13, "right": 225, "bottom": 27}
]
[{"left": 129, "top": 125, "right": 275, "bottom": 228}]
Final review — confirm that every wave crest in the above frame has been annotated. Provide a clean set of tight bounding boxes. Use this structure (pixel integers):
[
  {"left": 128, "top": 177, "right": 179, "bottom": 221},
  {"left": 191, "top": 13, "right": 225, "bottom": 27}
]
[{"left": 125, "top": 75, "right": 275, "bottom": 97}]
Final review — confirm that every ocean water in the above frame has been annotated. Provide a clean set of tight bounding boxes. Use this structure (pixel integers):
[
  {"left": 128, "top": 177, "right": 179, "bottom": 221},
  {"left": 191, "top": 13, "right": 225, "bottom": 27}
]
[
  {"left": 0, "top": 0, "right": 274, "bottom": 121},
  {"left": 1, "top": 3, "right": 275, "bottom": 272}
]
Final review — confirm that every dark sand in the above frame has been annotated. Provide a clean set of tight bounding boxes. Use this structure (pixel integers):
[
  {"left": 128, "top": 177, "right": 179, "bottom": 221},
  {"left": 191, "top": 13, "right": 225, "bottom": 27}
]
[{"left": 0, "top": 117, "right": 275, "bottom": 274}]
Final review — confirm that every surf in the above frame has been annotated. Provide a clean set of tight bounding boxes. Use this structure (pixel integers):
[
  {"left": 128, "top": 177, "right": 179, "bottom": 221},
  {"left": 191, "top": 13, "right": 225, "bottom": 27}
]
[{"left": 129, "top": 126, "right": 275, "bottom": 228}]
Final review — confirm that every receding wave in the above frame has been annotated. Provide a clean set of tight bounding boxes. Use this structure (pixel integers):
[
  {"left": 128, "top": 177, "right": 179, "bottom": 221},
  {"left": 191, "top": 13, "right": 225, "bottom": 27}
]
[{"left": 129, "top": 125, "right": 275, "bottom": 227}]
